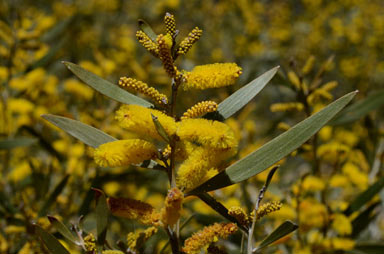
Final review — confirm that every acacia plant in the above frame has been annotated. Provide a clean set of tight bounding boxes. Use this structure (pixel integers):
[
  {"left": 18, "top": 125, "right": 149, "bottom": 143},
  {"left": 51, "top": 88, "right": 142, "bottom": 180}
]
[{"left": 38, "top": 13, "right": 356, "bottom": 254}]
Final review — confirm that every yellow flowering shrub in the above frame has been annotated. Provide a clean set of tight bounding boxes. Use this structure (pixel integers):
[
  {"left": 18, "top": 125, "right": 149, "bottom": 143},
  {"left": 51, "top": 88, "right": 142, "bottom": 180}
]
[{"left": 1, "top": 1, "right": 383, "bottom": 254}]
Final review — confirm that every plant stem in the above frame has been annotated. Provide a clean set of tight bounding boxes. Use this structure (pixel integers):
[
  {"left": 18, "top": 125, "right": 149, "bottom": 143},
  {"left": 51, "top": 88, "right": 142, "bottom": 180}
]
[{"left": 166, "top": 226, "right": 180, "bottom": 254}]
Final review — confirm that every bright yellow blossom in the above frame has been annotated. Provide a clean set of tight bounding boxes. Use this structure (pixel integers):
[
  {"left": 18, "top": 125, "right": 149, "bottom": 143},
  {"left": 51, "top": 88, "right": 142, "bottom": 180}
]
[
  {"left": 177, "top": 118, "right": 237, "bottom": 149},
  {"left": 160, "top": 187, "right": 183, "bottom": 226},
  {"left": 182, "top": 63, "right": 242, "bottom": 90},
  {"left": 182, "top": 223, "right": 237, "bottom": 254},
  {"left": 93, "top": 139, "right": 157, "bottom": 167},
  {"left": 115, "top": 105, "right": 176, "bottom": 140},
  {"left": 332, "top": 213, "right": 352, "bottom": 235}
]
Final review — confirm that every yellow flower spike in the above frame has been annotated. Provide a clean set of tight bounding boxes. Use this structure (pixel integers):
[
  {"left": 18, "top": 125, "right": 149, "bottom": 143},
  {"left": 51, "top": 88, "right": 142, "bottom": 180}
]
[
  {"left": 93, "top": 139, "right": 157, "bottom": 167},
  {"left": 107, "top": 197, "right": 161, "bottom": 226},
  {"left": 228, "top": 206, "right": 250, "bottom": 226},
  {"left": 161, "top": 187, "right": 183, "bottom": 226},
  {"left": 118, "top": 77, "right": 168, "bottom": 105},
  {"left": 84, "top": 233, "right": 96, "bottom": 253},
  {"left": 176, "top": 147, "right": 212, "bottom": 192},
  {"left": 182, "top": 63, "right": 242, "bottom": 90},
  {"left": 302, "top": 55, "right": 316, "bottom": 74},
  {"left": 176, "top": 147, "right": 235, "bottom": 192},
  {"left": 287, "top": 71, "right": 301, "bottom": 90},
  {"left": 102, "top": 251, "right": 125, "bottom": 254},
  {"left": 181, "top": 101, "right": 218, "bottom": 120},
  {"left": 136, "top": 30, "right": 159, "bottom": 57},
  {"left": 270, "top": 102, "right": 304, "bottom": 112},
  {"left": 182, "top": 223, "right": 237, "bottom": 254},
  {"left": 127, "top": 227, "right": 158, "bottom": 252},
  {"left": 177, "top": 27, "right": 203, "bottom": 56},
  {"left": 164, "top": 12, "right": 176, "bottom": 37},
  {"left": 115, "top": 105, "right": 176, "bottom": 140},
  {"left": 331, "top": 213, "right": 352, "bottom": 235},
  {"left": 177, "top": 118, "right": 238, "bottom": 149},
  {"left": 157, "top": 34, "right": 177, "bottom": 77},
  {"left": 255, "top": 201, "right": 282, "bottom": 220}
]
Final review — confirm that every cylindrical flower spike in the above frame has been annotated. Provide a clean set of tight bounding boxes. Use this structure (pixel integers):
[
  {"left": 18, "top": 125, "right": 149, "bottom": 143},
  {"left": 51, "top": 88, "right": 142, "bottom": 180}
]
[
  {"left": 157, "top": 34, "right": 177, "bottom": 77},
  {"left": 177, "top": 118, "right": 238, "bottom": 149},
  {"left": 161, "top": 187, "right": 183, "bottom": 226},
  {"left": 177, "top": 27, "right": 203, "bottom": 56},
  {"left": 181, "top": 101, "right": 218, "bottom": 120},
  {"left": 176, "top": 146, "right": 235, "bottom": 192},
  {"left": 228, "top": 206, "right": 250, "bottom": 226},
  {"left": 115, "top": 105, "right": 176, "bottom": 140},
  {"left": 119, "top": 77, "right": 168, "bottom": 105},
  {"left": 182, "top": 63, "right": 242, "bottom": 90},
  {"left": 164, "top": 12, "right": 176, "bottom": 37},
  {"left": 127, "top": 227, "right": 158, "bottom": 252},
  {"left": 176, "top": 147, "right": 211, "bottom": 192},
  {"left": 270, "top": 102, "right": 304, "bottom": 112},
  {"left": 255, "top": 201, "right": 283, "bottom": 220},
  {"left": 93, "top": 139, "right": 157, "bottom": 167},
  {"left": 107, "top": 197, "right": 161, "bottom": 226},
  {"left": 84, "top": 234, "right": 96, "bottom": 253},
  {"left": 136, "top": 30, "right": 159, "bottom": 57},
  {"left": 182, "top": 223, "right": 238, "bottom": 254}
]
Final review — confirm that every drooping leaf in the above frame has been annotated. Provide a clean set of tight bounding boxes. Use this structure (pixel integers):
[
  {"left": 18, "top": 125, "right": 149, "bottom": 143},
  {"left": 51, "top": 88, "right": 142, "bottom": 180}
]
[
  {"left": 205, "top": 66, "right": 279, "bottom": 121},
  {"left": 34, "top": 225, "right": 70, "bottom": 254},
  {"left": 351, "top": 202, "right": 380, "bottom": 238},
  {"left": 351, "top": 243, "right": 384, "bottom": 254},
  {"left": 189, "top": 91, "right": 357, "bottom": 194},
  {"left": 47, "top": 215, "right": 79, "bottom": 244},
  {"left": 42, "top": 114, "right": 116, "bottom": 148},
  {"left": 38, "top": 175, "right": 69, "bottom": 217},
  {"left": 344, "top": 177, "right": 384, "bottom": 216},
  {"left": 0, "top": 137, "right": 37, "bottom": 149},
  {"left": 330, "top": 89, "right": 384, "bottom": 125},
  {"left": 63, "top": 62, "right": 153, "bottom": 107},
  {"left": 254, "top": 221, "right": 298, "bottom": 252},
  {"left": 138, "top": 19, "right": 157, "bottom": 41},
  {"left": 93, "top": 188, "right": 109, "bottom": 251}
]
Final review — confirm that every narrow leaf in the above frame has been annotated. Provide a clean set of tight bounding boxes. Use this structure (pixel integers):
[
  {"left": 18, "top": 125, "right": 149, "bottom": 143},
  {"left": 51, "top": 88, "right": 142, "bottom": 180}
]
[
  {"left": 264, "top": 166, "right": 279, "bottom": 189},
  {"left": 189, "top": 91, "right": 357, "bottom": 194},
  {"left": 254, "top": 221, "right": 298, "bottom": 252},
  {"left": 47, "top": 215, "right": 79, "bottom": 244},
  {"left": 331, "top": 89, "right": 384, "bottom": 125},
  {"left": 38, "top": 175, "right": 69, "bottom": 217},
  {"left": 351, "top": 202, "right": 380, "bottom": 238},
  {"left": 93, "top": 188, "right": 109, "bottom": 251},
  {"left": 63, "top": 61, "right": 153, "bottom": 107},
  {"left": 0, "top": 137, "right": 37, "bottom": 149},
  {"left": 353, "top": 243, "right": 384, "bottom": 254},
  {"left": 138, "top": 19, "right": 157, "bottom": 41},
  {"left": 196, "top": 193, "right": 248, "bottom": 232},
  {"left": 151, "top": 114, "right": 170, "bottom": 143},
  {"left": 206, "top": 66, "right": 279, "bottom": 120},
  {"left": 42, "top": 114, "right": 116, "bottom": 148},
  {"left": 34, "top": 224, "right": 70, "bottom": 254},
  {"left": 344, "top": 177, "right": 384, "bottom": 216}
]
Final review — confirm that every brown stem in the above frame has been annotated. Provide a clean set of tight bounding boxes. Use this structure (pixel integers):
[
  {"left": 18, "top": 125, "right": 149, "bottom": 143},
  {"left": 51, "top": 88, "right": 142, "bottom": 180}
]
[{"left": 166, "top": 226, "right": 180, "bottom": 254}]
